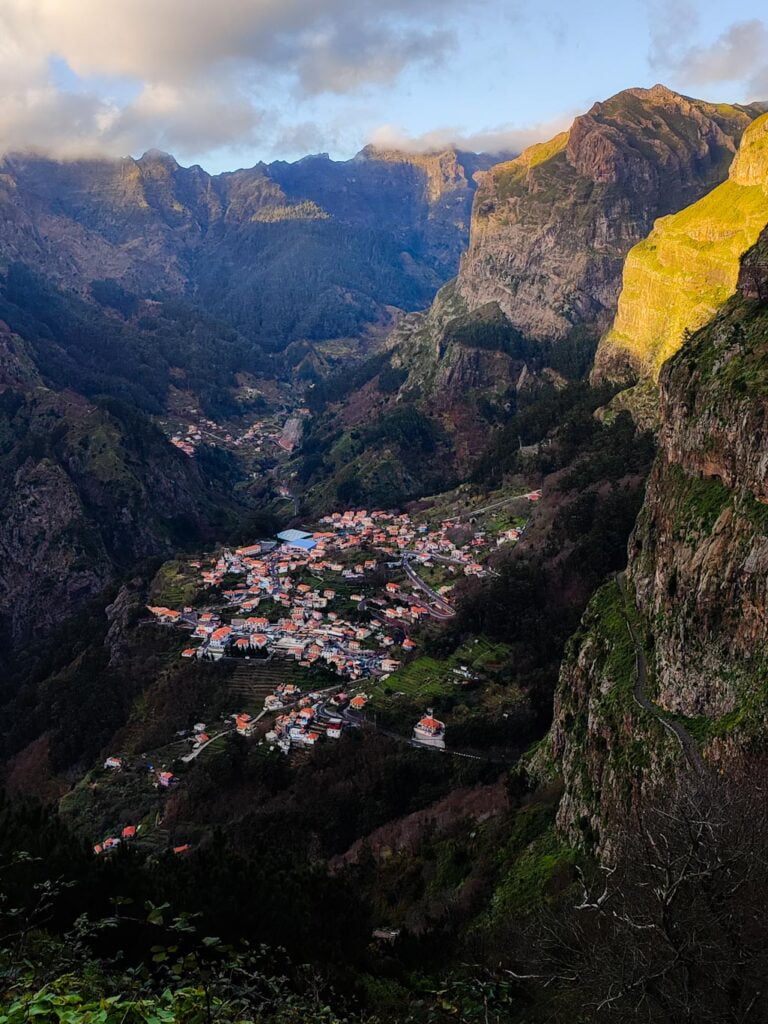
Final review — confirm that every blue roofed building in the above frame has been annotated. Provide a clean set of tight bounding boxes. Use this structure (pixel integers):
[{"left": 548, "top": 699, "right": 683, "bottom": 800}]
[
  {"left": 277, "top": 529, "right": 313, "bottom": 542},
  {"left": 284, "top": 537, "right": 317, "bottom": 551}
]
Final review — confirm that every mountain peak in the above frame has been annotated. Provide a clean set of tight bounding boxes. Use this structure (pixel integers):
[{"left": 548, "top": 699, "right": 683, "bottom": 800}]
[
  {"left": 137, "top": 148, "right": 179, "bottom": 168},
  {"left": 729, "top": 111, "right": 768, "bottom": 186}
]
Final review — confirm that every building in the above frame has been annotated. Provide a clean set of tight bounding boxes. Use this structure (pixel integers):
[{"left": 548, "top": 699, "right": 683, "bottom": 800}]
[{"left": 413, "top": 711, "right": 446, "bottom": 749}]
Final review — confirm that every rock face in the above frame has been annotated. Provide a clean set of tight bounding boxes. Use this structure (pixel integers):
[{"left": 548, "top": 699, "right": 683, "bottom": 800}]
[
  {"left": 0, "top": 146, "right": 492, "bottom": 351},
  {"left": 0, "top": 320, "right": 237, "bottom": 669},
  {"left": 552, "top": 229, "right": 768, "bottom": 847},
  {"left": 456, "top": 86, "right": 762, "bottom": 347},
  {"left": 386, "top": 88, "right": 762, "bottom": 412},
  {"left": 325, "top": 86, "right": 764, "bottom": 492},
  {"left": 593, "top": 112, "right": 768, "bottom": 383}
]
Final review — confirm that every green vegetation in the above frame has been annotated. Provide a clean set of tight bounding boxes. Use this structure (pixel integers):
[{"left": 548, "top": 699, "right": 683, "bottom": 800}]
[
  {"left": 597, "top": 114, "right": 768, "bottom": 380},
  {"left": 664, "top": 465, "right": 732, "bottom": 541},
  {"left": 487, "top": 132, "right": 569, "bottom": 205},
  {"left": 488, "top": 826, "right": 578, "bottom": 919},
  {"left": 148, "top": 561, "right": 202, "bottom": 608},
  {"left": 250, "top": 200, "right": 330, "bottom": 222}
]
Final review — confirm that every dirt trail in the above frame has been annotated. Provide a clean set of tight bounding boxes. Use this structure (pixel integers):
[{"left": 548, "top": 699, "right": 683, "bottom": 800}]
[{"left": 617, "top": 575, "right": 705, "bottom": 775}]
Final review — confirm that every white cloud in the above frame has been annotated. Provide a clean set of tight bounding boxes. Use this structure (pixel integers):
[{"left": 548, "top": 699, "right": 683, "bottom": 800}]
[
  {"left": 674, "top": 19, "right": 768, "bottom": 94},
  {"left": 0, "top": 0, "right": 471, "bottom": 159},
  {"left": 369, "top": 114, "right": 574, "bottom": 156},
  {"left": 647, "top": 8, "right": 768, "bottom": 101}
]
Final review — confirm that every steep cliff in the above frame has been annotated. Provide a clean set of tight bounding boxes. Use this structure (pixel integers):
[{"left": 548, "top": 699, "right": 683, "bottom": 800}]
[
  {"left": 385, "top": 87, "right": 762, "bottom": 411},
  {"left": 552, "top": 229, "right": 768, "bottom": 846},
  {"left": 457, "top": 86, "right": 761, "bottom": 346},
  {"left": 303, "top": 87, "right": 763, "bottom": 502},
  {"left": 0, "top": 145, "right": 491, "bottom": 351},
  {"left": 0, "top": 318, "right": 241, "bottom": 670},
  {"left": 594, "top": 112, "right": 768, "bottom": 383}
]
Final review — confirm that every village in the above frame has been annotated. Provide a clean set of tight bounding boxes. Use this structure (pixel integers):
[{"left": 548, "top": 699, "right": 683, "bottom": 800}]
[
  {"left": 88, "top": 493, "right": 539, "bottom": 856},
  {"left": 147, "top": 498, "right": 538, "bottom": 738},
  {"left": 149, "top": 503, "right": 538, "bottom": 669}
]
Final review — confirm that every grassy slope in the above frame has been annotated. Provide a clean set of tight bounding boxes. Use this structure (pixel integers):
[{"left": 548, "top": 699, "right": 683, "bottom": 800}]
[{"left": 598, "top": 113, "right": 768, "bottom": 379}]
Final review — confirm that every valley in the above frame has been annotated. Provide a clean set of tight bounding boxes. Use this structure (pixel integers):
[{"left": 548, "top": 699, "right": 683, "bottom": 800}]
[{"left": 3, "top": 76, "right": 768, "bottom": 1024}]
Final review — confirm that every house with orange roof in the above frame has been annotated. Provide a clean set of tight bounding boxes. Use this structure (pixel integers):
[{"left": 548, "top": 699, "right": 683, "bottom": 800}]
[
  {"left": 209, "top": 625, "right": 233, "bottom": 652},
  {"left": 148, "top": 606, "right": 182, "bottom": 622},
  {"left": 235, "top": 713, "right": 254, "bottom": 736}
]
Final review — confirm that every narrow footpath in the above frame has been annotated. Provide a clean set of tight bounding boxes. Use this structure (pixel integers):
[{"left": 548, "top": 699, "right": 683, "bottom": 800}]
[{"left": 617, "top": 575, "right": 705, "bottom": 775}]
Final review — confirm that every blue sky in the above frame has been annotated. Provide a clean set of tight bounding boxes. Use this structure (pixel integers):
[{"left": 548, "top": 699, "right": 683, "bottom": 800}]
[{"left": 1, "top": 0, "right": 767, "bottom": 171}]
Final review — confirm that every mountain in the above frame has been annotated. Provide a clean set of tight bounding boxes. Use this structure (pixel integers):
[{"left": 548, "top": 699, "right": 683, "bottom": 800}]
[
  {"left": 0, "top": 145, "right": 496, "bottom": 352},
  {"left": 0, "top": 314, "right": 242, "bottom": 672},
  {"left": 392, "top": 87, "right": 764, "bottom": 395},
  {"left": 455, "top": 87, "right": 764, "bottom": 345},
  {"left": 593, "top": 111, "right": 768, "bottom": 383},
  {"left": 294, "top": 87, "right": 764, "bottom": 509},
  {"left": 552, "top": 225, "right": 768, "bottom": 846}
]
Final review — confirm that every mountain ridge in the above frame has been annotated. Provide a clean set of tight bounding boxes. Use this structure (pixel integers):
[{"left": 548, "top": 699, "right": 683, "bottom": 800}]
[
  {"left": 0, "top": 142, "right": 496, "bottom": 352},
  {"left": 593, "top": 110, "right": 768, "bottom": 383}
]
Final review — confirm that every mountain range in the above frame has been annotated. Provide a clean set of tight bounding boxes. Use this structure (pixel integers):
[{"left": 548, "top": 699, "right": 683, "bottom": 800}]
[
  {"left": 5, "top": 80, "right": 768, "bottom": 1023},
  {"left": 0, "top": 144, "right": 497, "bottom": 351}
]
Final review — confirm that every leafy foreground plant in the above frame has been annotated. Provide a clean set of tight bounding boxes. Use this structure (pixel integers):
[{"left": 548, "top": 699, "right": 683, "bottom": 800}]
[{"left": 0, "top": 878, "right": 367, "bottom": 1024}]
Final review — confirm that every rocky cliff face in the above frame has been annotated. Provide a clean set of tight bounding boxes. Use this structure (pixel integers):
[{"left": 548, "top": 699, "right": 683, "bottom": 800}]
[
  {"left": 385, "top": 88, "right": 762, "bottom": 412},
  {"left": 593, "top": 112, "right": 768, "bottom": 383},
  {"left": 0, "top": 319, "right": 238, "bottom": 668},
  {"left": 552, "top": 229, "right": 768, "bottom": 847},
  {"left": 323, "top": 87, "right": 763, "bottom": 491},
  {"left": 0, "top": 145, "right": 490, "bottom": 351},
  {"left": 457, "top": 87, "right": 761, "bottom": 346}
]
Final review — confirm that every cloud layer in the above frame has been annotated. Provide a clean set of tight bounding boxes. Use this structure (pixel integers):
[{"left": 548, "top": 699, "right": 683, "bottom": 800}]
[
  {"left": 648, "top": 7, "right": 768, "bottom": 100},
  {"left": 368, "top": 114, "right": 573, "bottom": 157},
  {"left": 0, "top": 0, "right": 465, "bottom": 159}
]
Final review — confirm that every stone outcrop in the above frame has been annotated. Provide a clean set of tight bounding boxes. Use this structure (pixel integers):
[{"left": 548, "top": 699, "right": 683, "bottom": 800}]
[
  {"left": 553, "top": 229, "right": 768, "bottom": 846},
  {"left": 457, "top": 86, "right": 761, "bottom": 347},
  {"left": 593, "top": 112, "right": 768, "bottom": 382}
]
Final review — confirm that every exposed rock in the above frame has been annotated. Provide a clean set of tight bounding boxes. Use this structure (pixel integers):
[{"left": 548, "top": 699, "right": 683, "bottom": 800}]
[
  {"left": 553, "top": 230, "right": 768, "bottom": 845},
  {"left": 458, "top": 86, "right": 760, "bottom": 346},
  {"left": 593, "top": 112, "right": 768, "bottom": 383}
]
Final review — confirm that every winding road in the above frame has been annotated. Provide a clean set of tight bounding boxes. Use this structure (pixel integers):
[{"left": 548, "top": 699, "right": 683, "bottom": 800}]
[
  {"left": 617, "top": 576, "right": 705, "bottom": 776},
  {"left": 401, "top": 554, "right": 456, "bottom": 619}
]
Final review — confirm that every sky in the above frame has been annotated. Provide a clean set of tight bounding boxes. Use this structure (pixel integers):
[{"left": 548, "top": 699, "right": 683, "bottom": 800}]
[{"left": 1, "top": 0, "right": 768, "bottom": 172}]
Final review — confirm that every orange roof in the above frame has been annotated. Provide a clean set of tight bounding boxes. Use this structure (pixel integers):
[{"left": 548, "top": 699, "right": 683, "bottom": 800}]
[{"left": 418, "top": 716, "right": 443, "bottom": 731}]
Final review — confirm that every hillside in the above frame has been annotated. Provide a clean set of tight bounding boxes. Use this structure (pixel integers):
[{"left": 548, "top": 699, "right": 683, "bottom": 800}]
[
  {"left": 0, "top": 145, "right": 494, "bottom": 352},
  {"left": 293, "top": 87, "right": 763, "bottom": 508},
  {"left": 0, "top": 312, "right": 243, "bottom": 668},
  {"left": 594, "top": 112, "right": 768, "bottom": 382},
  {"left": 553, "top": 227, "right": 768, "bottom": 846}
]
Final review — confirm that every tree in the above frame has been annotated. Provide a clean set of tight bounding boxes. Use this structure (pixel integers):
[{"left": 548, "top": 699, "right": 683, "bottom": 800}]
[{"left": 507, "top": 767, "right": 768, "bottom": 1022}]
